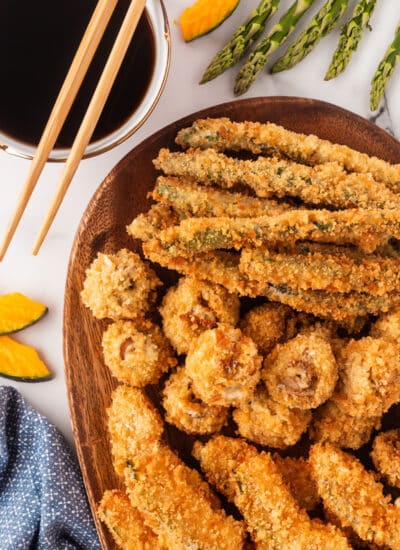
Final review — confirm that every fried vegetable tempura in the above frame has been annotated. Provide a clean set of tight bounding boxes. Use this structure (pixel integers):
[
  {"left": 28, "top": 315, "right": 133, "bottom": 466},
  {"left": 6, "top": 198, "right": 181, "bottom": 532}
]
[
  {"left": 371, "top": 429, "right": 400, "bottom": 488},
  {"left": 309, "top": 442, "right": 400, "bottom": 548},
  {"left": 175, "top": 117, "right": 400, "bottom": 190},
  {"left": 371, "top": 305, "right": 400, "bottom": 343},
  {"left": 162, "top": 366, "right": 229, "bottom": 435},
  {"left": 81, "top": 249, "right": 161, "bottom": 320},
  {"left": 102, "top": 320, "right": 177, "bottom": 387},
  {"left": 154, "top": 147, "right": 400, "bottom": 209},
  {"left": 97, "top": 490, "right": 166, "bottom": 550},
  {"left": 232, "top": 384, "right": 311, "bottom": 448},
  {"left": 107, "top": 385, "right": 163, "bottom": 476},
  {"left": 159, "top": 276, "right": 240, "bottom": 355},
  {"left": 272, "top": 454, "right": 320, "bottom": 512},
  {"left": 194, "top": 436, "right": 351, "bottom": 549},
  {"left": 239, "top": 302, "right": 297, "bottom": 355},
  {"left": 185, "top": 324, "right": 262, "bottom": 407},
  {"left": 262, "top": 331, "right": 338, "bottom": 410},
  {"left": 124, "top": 446, "right": 246, "bottom": 550},
  {"left": 127, "top": 203, "right": 181, "bottom": 242}
]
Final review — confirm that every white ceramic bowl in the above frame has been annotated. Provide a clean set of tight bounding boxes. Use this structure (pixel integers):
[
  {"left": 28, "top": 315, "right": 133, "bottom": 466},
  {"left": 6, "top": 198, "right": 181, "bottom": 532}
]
[{"left": 0, "top": 0, "right": 170, "bottom": 161}]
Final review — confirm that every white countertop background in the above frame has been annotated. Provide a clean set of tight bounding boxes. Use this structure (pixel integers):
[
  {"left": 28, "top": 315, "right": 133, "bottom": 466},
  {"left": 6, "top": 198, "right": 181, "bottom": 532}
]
[{"left": 0, "top": 0, "right": 399, "bottom": 446}]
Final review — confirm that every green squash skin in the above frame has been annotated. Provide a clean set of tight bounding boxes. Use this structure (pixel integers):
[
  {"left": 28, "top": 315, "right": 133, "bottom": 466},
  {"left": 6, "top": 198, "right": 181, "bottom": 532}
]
[
  {"left": 0, "top": 371, "right": 52, "bottom": 383},
  {"left": 184, "top": 1, "right": 240, "bottom": 42},
  {"left": 0, "top": 307, "right": 48, "bottom": 335}
]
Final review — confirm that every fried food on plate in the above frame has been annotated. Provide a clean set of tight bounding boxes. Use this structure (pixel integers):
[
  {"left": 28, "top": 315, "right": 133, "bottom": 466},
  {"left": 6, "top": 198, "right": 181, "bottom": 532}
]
[
  {"left": 371, "top": 429, "right": 400, "bottom": 488},
  {"left": 127, "top": 203, "right": 180, "bottom": 242},
  {"left": 107, "top": 385, "right": 163, "bottom": 476},
  {"left": 159, "top": 276, "right": 240, "bottom": 355},
  {"left": 162, "top": 366, "right": 229, "bottom": 435},
  {"left": 194, "top": 435, "right": 351, "bottom": 549},
  {"left": 272, "top": 454, "right": 320, "bottom": 512},
  {"left": 97, "top": 490, "right": 166, "bottom": 550},
  {"left": 309, "top": 441, "right": 400, "bottom": 549},
  {"left": 240, "top": 243, "right": 400, "bottom": 295},
  {"left": 239, "top": 302, "right": 297, "bottom": 355},
  {"left": 81, "top": 249, "right": 161, "bottom": 320},
  {"left": 262, "top": 331, "right": 338, "bottom": 410},
  {"left": 185, "top": 324, "right": 262, "bottom": 407},
  {"left": 102, "top": 320, "right": 177, "bottom": 387},
  {"left": 152, "top": 175, "right": 290, "bottom": 218},
  {"left": 154, "top": 147, "right": 400, "bottom": 209},
  {"left": 310, "top": 398, "right": 381, "bottom": 450},
  {"left": 124, "top": 445, "right": 246, "bottom": 550},
  {"left": 232, "top": 384, "right": 311, "bottom": 448},
  {"left": 175, "top": 117, "right": 400, "bottom": 190}
]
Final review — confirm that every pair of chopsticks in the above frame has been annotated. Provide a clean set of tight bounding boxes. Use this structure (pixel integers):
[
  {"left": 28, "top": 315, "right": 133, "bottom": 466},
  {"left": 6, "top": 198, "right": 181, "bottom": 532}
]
[{"left": 0, "top": 0, "right": 146, "bottom": 260}]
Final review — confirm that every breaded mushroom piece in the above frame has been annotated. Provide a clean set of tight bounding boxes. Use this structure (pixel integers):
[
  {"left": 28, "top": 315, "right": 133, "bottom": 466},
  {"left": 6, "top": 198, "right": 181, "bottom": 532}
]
[
  {"left": 310, "top": 398, "right": 381, "bottom": 450},
  {"left": 124, "top": 445, "right": 246, "bottom": 550},
  {"left": 239, "top": 302, "right": 297, "bottom": 355},
  {"left": 185, "top": 324, "right": 262, "bottom": 407},
  {"left": 102, "top": 320, "right": 177, "bottom": 387},
  {"left": 97, "top": 490, "right": 166, "bottom": 549},
  {"left": 193, "top": 436, "right": 351, "bottom": 549},
  {"left": 371, "top": 305, "right": 400, "bottom": 343},
  {"left": 81, "top": 249, "right": 161, "bottom": 320},
  {"left": 233, "top": 384, "right": 311, "bottom": 449},
  {"left": 262, "top": 331, "right": 338, "bottom": 410},
  {"left": 272, "top": 454, "right": 320, "bottom": 512},
  {"left": 159, "top": 276, "right": 240, "bottom": 355},
  {"left": 107, "top": 385, "right": 163, "bottom": 476},
  {"left": 162, "top": 366, "right": 229, "bottom": 435},
  {"left": 371, "top": 429, "right": 400, "bottom": 488},
  {"left": 309, "top": 442, "right": 400, "bottom": 549}
]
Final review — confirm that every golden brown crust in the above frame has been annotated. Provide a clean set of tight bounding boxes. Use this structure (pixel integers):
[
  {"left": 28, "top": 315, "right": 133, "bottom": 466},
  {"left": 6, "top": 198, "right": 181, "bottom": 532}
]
[
  {"left": 371, "top": 429, "right": 400, "bottom": 488},
  {"left": 272, "top": 454, "right": 320, "bottom": 512}
]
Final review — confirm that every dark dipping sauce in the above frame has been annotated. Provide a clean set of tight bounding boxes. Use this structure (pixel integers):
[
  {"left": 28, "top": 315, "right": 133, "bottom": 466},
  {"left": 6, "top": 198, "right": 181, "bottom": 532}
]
[{"left": 0, "top": 0, "right": 155, "bottom": 149}]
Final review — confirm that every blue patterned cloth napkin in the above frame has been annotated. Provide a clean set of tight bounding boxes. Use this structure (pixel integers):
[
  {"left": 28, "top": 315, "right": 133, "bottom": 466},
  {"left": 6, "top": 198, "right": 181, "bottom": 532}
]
[{"left": 0, "top": 386, "right": 101, "bottom": 550}]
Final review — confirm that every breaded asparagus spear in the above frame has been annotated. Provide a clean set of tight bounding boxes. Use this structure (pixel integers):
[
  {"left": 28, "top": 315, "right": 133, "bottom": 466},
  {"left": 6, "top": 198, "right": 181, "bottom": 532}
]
[
  {"left": 175, "top": 118, "right": 400, "bottom": 191},
  {"left": 193, "top": 436, "right": 351, "bottom": 549},
  {"left": 325, "top": 0, "right": 377, "bottom": 80},
  {"left": 234, "top": 0, "right": 316, "bottom": 95},
  {"left": 200, "top": 0, "right": 280, "bottom": 83},
  {"left": 154, "top": 148, "right": 400, "bottom": 209},
  {"left": 309, "top": 442, "right": 400, "bottom": 549},
  {"left": 127, "top": 203, "right": 181, "bottom": 241},
  {"left": 370, "top": 21, "right": 400, "bottom": 111},
  {"left": 272, "top": 0, "right": 349, "bottom": 73},
  {"left": 240, "top": 243, "right": 400, "bottom": 295}
]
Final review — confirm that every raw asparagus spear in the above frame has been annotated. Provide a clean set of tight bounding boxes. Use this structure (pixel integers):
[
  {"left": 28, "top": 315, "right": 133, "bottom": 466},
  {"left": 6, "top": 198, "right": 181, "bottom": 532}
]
[
  {"left": 370, "top": 22, "right": 400, "bottom": 111},
  {"left": 272, "top": 0, "right": 349, "bottom": 73},
  {"left": 200, "top": 0, "right": 280, "bottom": 83},
  {"left": 234, "top": 0, "right": 316, "bottom": 95},
  {"left": 325, "top": 0, "right": 376, "bottom": 80}
]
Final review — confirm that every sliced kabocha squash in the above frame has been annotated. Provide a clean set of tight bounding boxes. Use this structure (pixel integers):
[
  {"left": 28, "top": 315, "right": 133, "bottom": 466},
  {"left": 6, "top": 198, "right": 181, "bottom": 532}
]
[
  {"left": 0, "top": 336, "right": 52, "bottom": 382},
  {"left": 179, "top": 0, "right": 240, "bottom": 42},
  {"left": 0, "top": 292, "right": 48, "bottom": 335}
]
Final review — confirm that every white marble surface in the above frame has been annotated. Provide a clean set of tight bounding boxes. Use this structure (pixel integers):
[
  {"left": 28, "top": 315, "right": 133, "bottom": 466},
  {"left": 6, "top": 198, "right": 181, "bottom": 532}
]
[{"left": 0, "top": 0, "right": 399, "bottom": 447}]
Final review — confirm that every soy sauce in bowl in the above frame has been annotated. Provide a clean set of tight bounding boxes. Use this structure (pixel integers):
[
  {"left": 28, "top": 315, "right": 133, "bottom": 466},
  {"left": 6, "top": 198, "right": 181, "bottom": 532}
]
[{"left": 0, "top": 0, "right": 157, "bottom": 154}]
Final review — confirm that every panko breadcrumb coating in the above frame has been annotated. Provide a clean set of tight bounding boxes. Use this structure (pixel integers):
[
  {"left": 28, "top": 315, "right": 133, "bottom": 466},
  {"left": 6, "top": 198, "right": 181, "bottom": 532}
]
[
  {"left": 124, "top": 446, "right": 246, "bottom": 550},
  {"left": 371, "top": 305, "right": 400, "bottom": 343},
  {"left": 162, "top": 366, "right": 229, "bottom": 435},
  {"left": 310, "top": 398, "right": 381, "bottom": 450},
  {"left": 107, "top": 385, "right": 163, "bottom": 476},
  {"left": 371, "top": 429, "right": 400, "bottom": 488},
  {"left": 309, "top": 442, "right": 400, "bottom": 549},
  {"left": 194, "top": 436, "right": 351, "bottom": 549},
  {"left": 81, "top": 249, "right": 161, "bottom": 320},
  {"left": 159, "top": 276, "right": 240, "bottom": 355},
  {"left": 102, "top": 320, "right": 177, "bottom": 387},
  {"left": 185, "top": 324, "right": 262, "bottom": 407},
  {"left": 97, "top": 490, "right": 166, "bottom": 550},
  {"left": 239, "top": 302, "right": 297, "bottom": 355},
  {"left": 272, "top": 454, "right": 320, "bottom": 512},
  {"left": 262, "top": 331, "right": 338, "bottom": 410},
  {"left": 232, "top": 384, "right": 311, "bottom": 449}
]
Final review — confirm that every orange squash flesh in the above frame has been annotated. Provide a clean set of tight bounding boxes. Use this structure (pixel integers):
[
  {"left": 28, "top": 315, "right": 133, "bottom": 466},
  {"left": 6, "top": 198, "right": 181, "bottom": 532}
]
[
  {"left": 0, "top": 336, "right": 52, "bottom": 382},
  {"left": 180, "top": 0, "right": 240, "bottom": 42},
  {"left": 0, "top": 292, "right": 48, "bottom": 335}
]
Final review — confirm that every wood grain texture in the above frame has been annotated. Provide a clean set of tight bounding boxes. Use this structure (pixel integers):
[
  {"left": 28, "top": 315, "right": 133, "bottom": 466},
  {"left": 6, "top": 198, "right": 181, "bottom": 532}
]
[{"left": 63, "top": 96, "right": 400, "bottom": 550}]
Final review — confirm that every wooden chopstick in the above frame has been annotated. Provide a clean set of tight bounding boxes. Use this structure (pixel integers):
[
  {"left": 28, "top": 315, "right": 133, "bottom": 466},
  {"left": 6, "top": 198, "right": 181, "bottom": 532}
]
[
  {"left": 32, "top": 0, "right": 147, "bottom": 256},
  {"left": 0, "top": 0, "right": 119, "bottom": 261}
]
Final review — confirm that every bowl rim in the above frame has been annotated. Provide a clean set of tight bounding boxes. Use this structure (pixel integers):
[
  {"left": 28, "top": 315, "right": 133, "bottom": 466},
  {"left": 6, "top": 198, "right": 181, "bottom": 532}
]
[{"left": 0, "top": 0, "right": 171, "bottom": 162}]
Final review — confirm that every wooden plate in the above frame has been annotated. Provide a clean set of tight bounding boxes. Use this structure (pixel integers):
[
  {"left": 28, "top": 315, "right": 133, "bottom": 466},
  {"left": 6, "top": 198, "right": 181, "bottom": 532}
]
[{"left": 64, "top": 96, "right": 400, "bottom": 549}]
